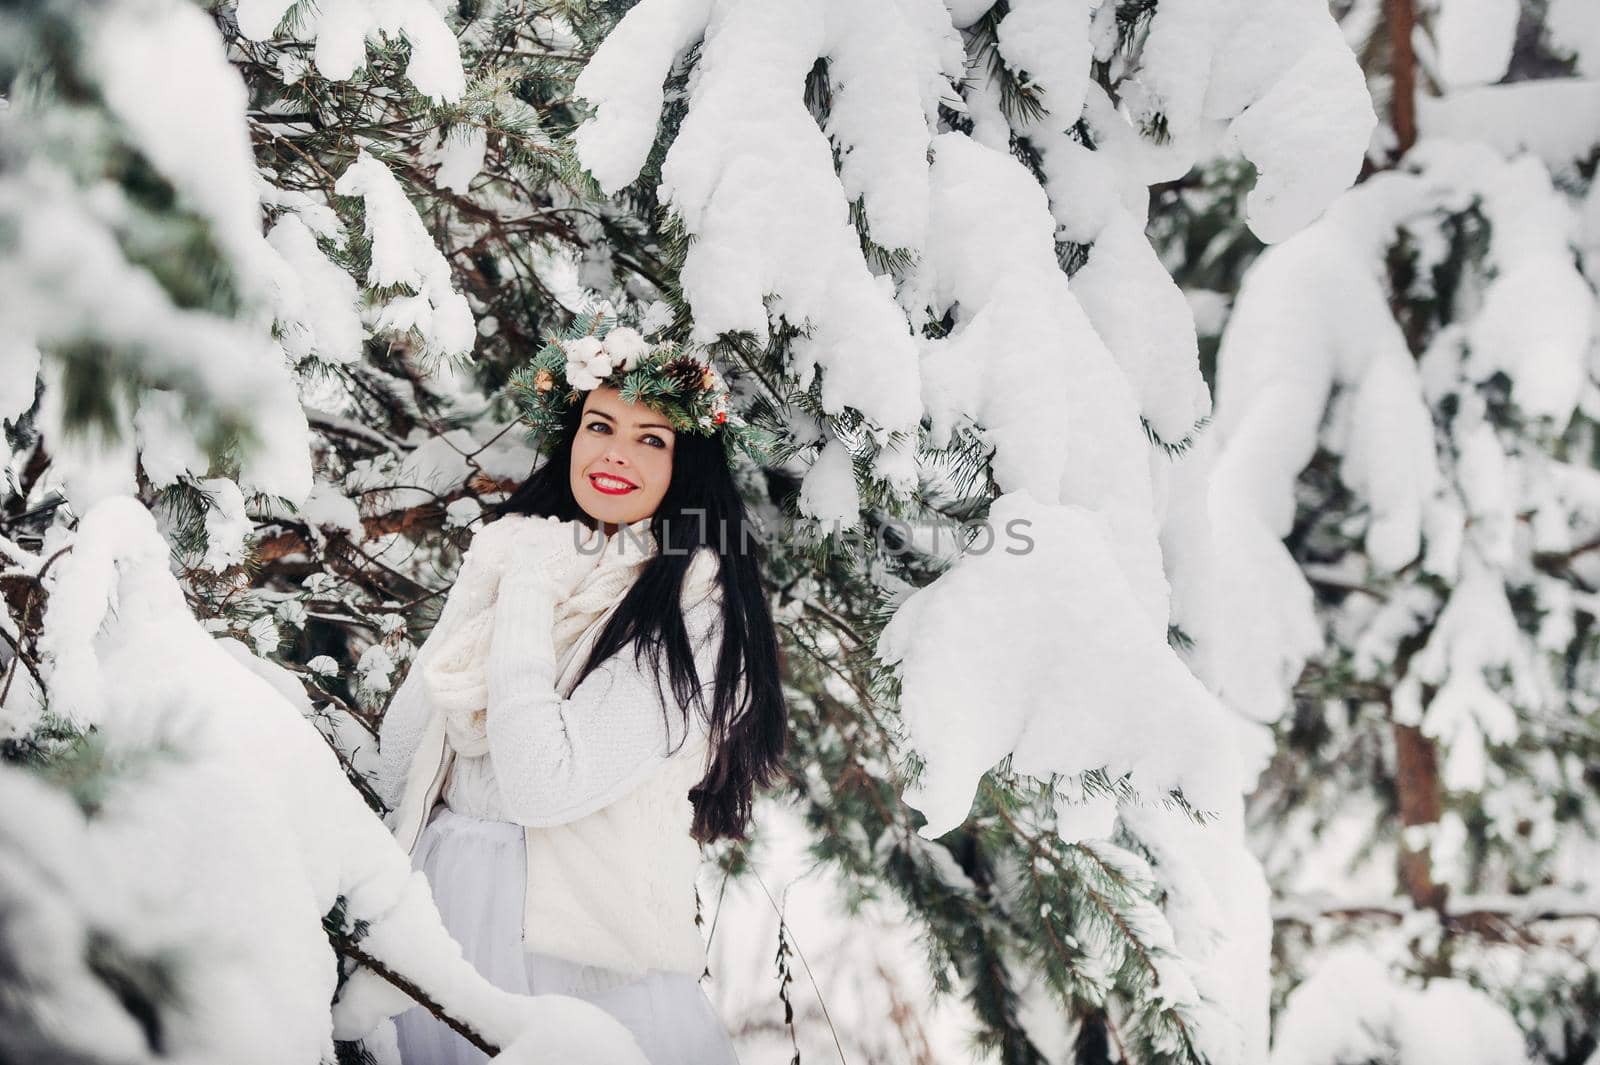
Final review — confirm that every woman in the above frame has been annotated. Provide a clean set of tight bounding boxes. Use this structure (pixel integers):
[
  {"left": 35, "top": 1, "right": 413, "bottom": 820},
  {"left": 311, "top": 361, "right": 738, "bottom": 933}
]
[{"left": 376, "top": 327, "right": 786, "bottom": 1063}]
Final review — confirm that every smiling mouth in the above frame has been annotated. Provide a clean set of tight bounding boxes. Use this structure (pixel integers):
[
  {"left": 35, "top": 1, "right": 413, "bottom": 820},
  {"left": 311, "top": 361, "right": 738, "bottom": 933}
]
[{"left": 590, "top": 473, "right": 638, "bottom": 493}]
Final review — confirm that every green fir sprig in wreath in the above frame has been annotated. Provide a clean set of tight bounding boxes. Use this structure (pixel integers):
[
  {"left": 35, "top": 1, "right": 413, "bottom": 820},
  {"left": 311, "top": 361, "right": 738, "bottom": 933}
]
[{"left": 505, "top": 310, "right": 777, "bottom": 468}]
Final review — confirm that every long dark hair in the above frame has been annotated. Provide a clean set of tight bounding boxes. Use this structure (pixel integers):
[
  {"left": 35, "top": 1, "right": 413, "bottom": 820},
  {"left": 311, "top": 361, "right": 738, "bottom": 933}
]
[{"left": 490, "top": 399, "right": 787, "bottom": 843}]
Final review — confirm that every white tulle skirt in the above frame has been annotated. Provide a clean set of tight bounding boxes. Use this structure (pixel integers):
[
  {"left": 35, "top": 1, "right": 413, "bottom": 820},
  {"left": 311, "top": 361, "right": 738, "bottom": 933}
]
[{"left": 393, "top": 807, "right": 741, "bottom": 1065}]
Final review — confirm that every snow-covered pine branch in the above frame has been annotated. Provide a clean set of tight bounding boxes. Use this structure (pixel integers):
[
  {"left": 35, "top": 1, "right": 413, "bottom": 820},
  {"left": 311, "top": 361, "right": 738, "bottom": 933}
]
[
  {"left": 566, "top": 0, "right": 1372, "bottom": 833},
  {"left": 1182, "top": 1, "right": 1600, "bottom": 1057},
  {"left": 564, "top": 5, "right": 1373, "bottom": 1059},
  {"left": 0, "top": 0, "right": 660, "bottom": 1058},
  {"left": 10, "top": 495, "right": 646, "bottom": 1062}
]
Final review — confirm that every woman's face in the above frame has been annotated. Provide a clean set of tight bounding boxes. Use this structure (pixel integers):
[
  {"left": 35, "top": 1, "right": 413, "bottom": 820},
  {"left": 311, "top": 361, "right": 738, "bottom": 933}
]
[{"left": 569, "top": 385, "right": 676, "bottom": 531}]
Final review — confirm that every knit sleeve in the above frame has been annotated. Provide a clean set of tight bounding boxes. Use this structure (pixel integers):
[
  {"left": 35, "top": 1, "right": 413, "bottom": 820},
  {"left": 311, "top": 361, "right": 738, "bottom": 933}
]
[
  {"left": 375, "top": 517, "right": 524, "bottom": 809},
  {"left": 481, "top": 571, "right": 726, "bottom": 828},
  {"left": 375, "top": 649, "right": 430, "bottom": 813}
]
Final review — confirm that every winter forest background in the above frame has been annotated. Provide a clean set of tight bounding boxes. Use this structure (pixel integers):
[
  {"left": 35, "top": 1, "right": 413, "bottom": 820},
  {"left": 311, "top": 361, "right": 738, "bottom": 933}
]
[{"left": 1, "top": 0, "right": 1597, "bottom": 1062}]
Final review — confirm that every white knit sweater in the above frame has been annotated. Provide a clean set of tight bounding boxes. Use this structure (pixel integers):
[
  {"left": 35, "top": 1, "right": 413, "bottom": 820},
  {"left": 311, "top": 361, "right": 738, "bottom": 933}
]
[{"left": 376, "top": 514, "right": 728, "bottom": 977}]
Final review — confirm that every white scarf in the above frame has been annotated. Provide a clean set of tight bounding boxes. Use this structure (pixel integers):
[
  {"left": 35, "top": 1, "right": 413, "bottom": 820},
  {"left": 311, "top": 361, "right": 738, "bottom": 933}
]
[
  {"left": 550, "top": 516, "right": 659, "bottom": 682},
  {"left": 431, "top": 516, "right": 720, "bottom": 757}
]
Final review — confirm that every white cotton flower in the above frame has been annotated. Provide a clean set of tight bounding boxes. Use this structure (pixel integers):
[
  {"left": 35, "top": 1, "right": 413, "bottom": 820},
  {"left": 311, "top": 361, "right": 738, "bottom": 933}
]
[
  {"left": 563, "top": 335, "right": 609, "bottom": 389},
  {"left": 568, "top": 364, "right": 604, "bottom": 390},
  {"left": 601, "top": 327, "right": 650, "bottom": 371},
  {"left": 565, "top": 336, "right": 604, "bottom": 361}
]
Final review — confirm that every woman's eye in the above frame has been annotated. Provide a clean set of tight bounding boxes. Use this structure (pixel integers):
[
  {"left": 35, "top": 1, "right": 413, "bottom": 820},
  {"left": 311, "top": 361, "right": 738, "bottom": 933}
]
[{"left": 587, "top": 421, "right": 665, "bottom": 448}]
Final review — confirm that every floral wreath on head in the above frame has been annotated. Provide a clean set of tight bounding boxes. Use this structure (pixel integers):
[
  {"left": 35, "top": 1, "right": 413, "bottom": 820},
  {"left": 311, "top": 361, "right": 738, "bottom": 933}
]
[{"left": 505, "top": 309, "right": 776, "bottom": 468}]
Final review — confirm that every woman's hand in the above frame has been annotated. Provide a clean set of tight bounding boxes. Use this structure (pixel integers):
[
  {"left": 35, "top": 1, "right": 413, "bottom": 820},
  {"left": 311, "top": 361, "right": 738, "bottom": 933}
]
[{"left": 503, "top": 515, "right": 604, "bottom": 599}]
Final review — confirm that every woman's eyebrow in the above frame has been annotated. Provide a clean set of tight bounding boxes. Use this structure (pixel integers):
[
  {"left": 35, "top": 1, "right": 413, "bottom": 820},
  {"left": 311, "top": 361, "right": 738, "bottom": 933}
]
[{"left": 587, "top": 409, "right": 676, "bottom": 433}]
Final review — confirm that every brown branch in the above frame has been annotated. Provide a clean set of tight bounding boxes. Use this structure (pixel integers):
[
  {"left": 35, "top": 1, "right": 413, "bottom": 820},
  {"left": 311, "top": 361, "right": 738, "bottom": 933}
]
[
  {"left": 0, "top": 545, "right": 72, "bottom": 707},
  {"left": 252, "top": 487, "right": 514, "bottom": 566},
  {"left": 0, "top": 617, "right": 46, "bottom": 697},
  {"left": 1276, "top": 903, "right": 1600, "bottom": 944},
  {"left": 331, "top": 937, "right": 499, "bottom": 1055}
]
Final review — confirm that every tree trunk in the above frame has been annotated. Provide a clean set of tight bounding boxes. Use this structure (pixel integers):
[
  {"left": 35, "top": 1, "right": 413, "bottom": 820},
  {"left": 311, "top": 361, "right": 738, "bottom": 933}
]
[
  {"left": 1385, "top": 0, "right": 1418, "bottom": 157},
  {"left": 1393, "top": 721, "right": 1447, "bottom": 911}
]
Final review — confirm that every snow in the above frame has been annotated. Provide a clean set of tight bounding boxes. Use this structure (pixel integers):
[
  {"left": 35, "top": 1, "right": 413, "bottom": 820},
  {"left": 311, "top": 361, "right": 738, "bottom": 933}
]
[
  {"left": 91, "top": 0, "right": 273, "bottom": 302},
  {"left": 1124, "top": 801, "right": 1274, "bottom": 1065},
  {"left": 0, "top": 163, "right": 312, "bottom": 510},
  {"left": 431, "top": 125, "right": 489, "bottom": 196},
  {"left": 1222, "top": 41, "right": 1377, "bottom": 243},
  {"left": 1434, "top": 0, "right": 1519, "bottom": 88},
  {"left": 357, "top": 642, "right": 397, "bottom": 694},
  {"left": 334, "top": 151, "right": 477, "bottom": 363},
  {"left": 133, "top": 389, "right": 209, "bottom": 488},
  {"left": 1, "top": 0, "right": 325, "bottom": 514},
  {"left": 1206, "top": 170, "right": 1443, "bottom": 725},
  {"left": 797, "top": 436, "right": 862, "bottom": 528},
  {"left": 302, "top": 477, "right": 366, "bottom": 539},
  {"left": 8, "top": 0, "right": 1528, "bottom": 1057},
  {"left": 816, "top": 0, "right": 958, "bottom": 253},
  {"left": 570, "top": 0, "right": 716, "bottom": 196},
  {"left": 656, "top": 0, "right": 925, "bottom": 434},
  {"left": 1269, "top": 943, "right": 1532, "bottom": 1065},
  {"left": 913, "top": 133, "right": 1172, "bottom": 622},
  {"left": 1119, "top": 0, "right": 1220, "bottom": 163},
  {"left": 1068, "top": 211, "right": 1212, "bottom": 443},
  {"left": 1549, "top": 0, "right": 1600, "bottom": 75},
  {"left": 234, "top": 350, "right": 316, "bottom": 505},
  {"left": 445, "top": 496, "right": 484, "bottom": 529},
  {"left": 34, "top": 360, "right": 138, "bottom": 511},
  {"left": 0, "top": 764, "right": 183, "bottom": 1061},
  {"left": 383, "top": 428, "right": 479, "bottom": 509},
  {"left": 704, "top": 800, "right": 993, "bottom": 1062},
  {"left": 1199, "top": 58, "right": 1600, "bottom": 1058},
  {"left": 943, "top": 0, "right": 993, "bottom": 31},
  {"left": 1404, "top": 555, "right": 1539, "bottom": 792},
  {"left": 29, "top": 495, "right": 645, "bottom": 1062},
  {"left": 562, "top": 0, "right": 1377, "bottom": 885},
  {"left": 266, "top": 214, "right": 367, "bottom": 365},
  {"left": 1164, "top": 0, "right": 1375, "bottom": 243},
  {"left": 0, "top": 339, "right": 40, "bottom": 424},
  {"left": 876, "top": 489, "right": 1243, "bottom": 839},
  {"left": 235, "top": 0, "right": 467, "bottom": 104},
  {"left": 1449, "top": 148, "right": 1594, "bottom": 425},
  {"left": 993, "top": 0, "right": 1092, "bottom": 132},
  {"left": 1156, "top": 434, "right": 1296, "bottom": 779},
  {"left": 1031, "top": 133, "right": 1123, "bottom": 244},
  {"left": 1340, "top": 348, "right": 1439, "bottom": 571},
  {"left": 200, "top": 476, "right": 252, "bottom": 571},
  {"left": 259, "top": 177, "right": 345, "bottom": 243},
  {"left": 1419, "top": 79, "right": 1600, "bottom": 172}
]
